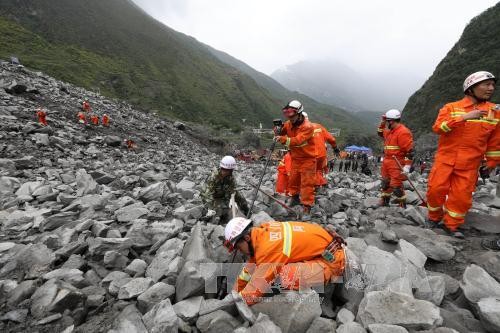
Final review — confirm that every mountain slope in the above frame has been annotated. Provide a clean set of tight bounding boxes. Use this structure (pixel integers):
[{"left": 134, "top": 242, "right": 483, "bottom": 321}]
[
  {"left": 204, "top": 45, "right": 371, "bottom": 134},
  {"left": 0, "top": 0, "right": 280, "bottom": 129},
  {"left": 403, "top": 2, "right": 500, "bottom": 138}
]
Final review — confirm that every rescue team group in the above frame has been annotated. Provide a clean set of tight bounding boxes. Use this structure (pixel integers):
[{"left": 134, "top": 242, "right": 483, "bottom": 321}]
[
  {"left": 36, "top": 99, "right": 110, "bottom": 128},
  {"left": 202, "top": 71, "right": 500, "bottom": 305}
]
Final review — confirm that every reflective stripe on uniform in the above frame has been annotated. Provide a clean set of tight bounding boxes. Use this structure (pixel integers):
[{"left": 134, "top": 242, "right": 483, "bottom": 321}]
[
  {"left": 313, "top": 128, "right": 322, "bottom": 136},
  {"left": 384, "top": 145, "right": 400, "bottom": 150},
  {"left": 445, "top": 207, "right": 466, "bottom": 218},
  {"left": 282, "top": 222, "right": 293, "bottom": 257},
  {"left": 467, "top": 119, "right": 499, "bottom": 125},
  {"left": 285, "top": 137, "right": 291, "bottom": 147},
  {"left": 486, "top": 151, "right": 500, "bottom": 157},
  {"left": 427, "top": 204, "right": 442, "bottom": 212},
  {"left": 381, "top": 192, "right": 392, "bottom": 197},
  {"left": 440, "top": 121, "right": 451, "bottom": 133},
  {"left": 293, "top": 142, "right": 308, "bottom": 148},
  {"left": 238, "top": 269, "right": 251, "bottom": 282},
  {"left": 377, "top": 128, "right": 384, "bottom": 132}
]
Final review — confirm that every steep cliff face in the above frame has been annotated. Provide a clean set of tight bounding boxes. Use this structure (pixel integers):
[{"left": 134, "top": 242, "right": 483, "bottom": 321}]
[{"left": 403, "top": 2, "right": 500, "bottom": 138}]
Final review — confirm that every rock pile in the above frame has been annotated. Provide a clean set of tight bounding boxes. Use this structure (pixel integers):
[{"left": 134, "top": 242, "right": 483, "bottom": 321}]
[{"left": 1, "top": 62, "right": 500, "bottom": 332}]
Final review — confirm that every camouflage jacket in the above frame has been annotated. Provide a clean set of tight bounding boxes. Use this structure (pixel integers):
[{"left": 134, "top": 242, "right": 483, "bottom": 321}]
[{"left": 201, "top": 169, "right": 249, "bottom": 214}]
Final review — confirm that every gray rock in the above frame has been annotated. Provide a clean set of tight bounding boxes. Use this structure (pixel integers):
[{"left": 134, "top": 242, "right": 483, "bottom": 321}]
[
  {"left": 118, "top": 277, "right": 153, "bottom": 299},
  {"left": 472, "top": 251, "right": 500, "bottom": 283},
  {"left": 461, "top": 264, "right": 500, "bottom": 304},
  {"left": 146, "top": 250, "right": 179, "bottom": 282},
  {"left": 251, "top": 313, "right": 283, "bottom": 333},
  {"left": 76, "top": 168, "right": 98, "bottom": 196},
  {"left": 0, "top": 309, "right": 28, "bottom": 323},
  {"left": 251, "top": 210, "right": 274, "bottom": 226},
  {"left": 103, "top": 250, "right": 129, "bottom": 269},
  {"left": 139, "top": 182, "right": 168, "bottom": 203},
  {"left": 476, "top": 297, "right": 500, "bottom": 333},
  {"left": 87, "top": 237, "right": 132, "bottom": 256},
  {"left": 356, "top": 291, "right": 442, "bottom": 330},
  {"left": 176, "top": 179, "right": 196, "bottom": 199},
  {"left": 42, "top": 211, "right": 79, "bottom": 231},
  {"left": 137, "top": 282, "right": 176, "bottom": 313},
  {"left": 364, "top": 181, "right": 381, "bottom": 192},
  {"left": 142, "top": 299, "right": 178, "bottom": 333},
  {"left": 251, "top": 290, "right": 322, "bottom": 333},
  {"left": 176, "top": 258, "right": 216, "bottom": 302},
  {"left": 393, "top": 225, "right": 455, "bottom": 262},
  {"left": 7, "top": 279, "right": 37, "bottom": 307},
  {"left": 337, "top": 308, "right": 355, "bottom": 324},
  {"left": 0, "top": 243, "right": 55, "bottom": 279},
  {"left": 440, "top": 302, "right": 486, "bottom": 333},
  {"left": 367, "top": 324, "right": 408, "bottom": 333},
  {"left": 306, "top": 316, "right": 336, "bottom": 333},
  {"left": 42, "top": 268, "right": 86, "bottom": 288},
  {"left": 109, "top": 304, "right": 148, "bottom": 333},
  {"left": 403, "top": 206, "right": 425, "bottom": 226},
  {"left": 360, "top": 246, "right": 404, "bottom": 290},
  {"left": 125, "top": 259, "right": 148, "bottom": 277},
  {"left": 414, "top": 275, "right": 445, "bottom": 306},
  {"left": 182, "top": 222, "right": 210, "bottom": 261},
  {"left": 346, "top": 237, "right": 368, "bottom": 258},
  {"left": 30, "top": 278, "right": 85, "bottom": 319},
  {"left": 173, "top": 296, "right": 203, "bottom": 324},
  {"left": 363, "top": 197, "right": 380, "bottom": 209},
  {"left": 104, "top": 135, "right": 122, "bottom": 147},
  {"left": 381, "top": 230, "right": 399, "bottom": 243},
  {"left": 337, "top": 322, "right": 367, "bottom": 333},
  {"left": 173, "top": 204, "right": 204, "bottom": 221},
  {"left": 115, "top": 203, "right": 149, "bottom": 222},
  {"left": 196, "top": 309, "right": 241, "bottom": 333},
  {"left": 398, "top": 239, "right": 427, "bottom": 269}
]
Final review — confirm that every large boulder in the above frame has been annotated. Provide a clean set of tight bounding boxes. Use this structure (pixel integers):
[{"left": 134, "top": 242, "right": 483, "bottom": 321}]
[
  {"left": 251, "top": 290, "right": 322, "bottom": 333},
  {"left": 30, "top": 278, "right": 86, "bottom": 319},
  {"left": 142, "top": 299, "right": 178, "bottom": 333},
  {"left": 109, "top": 304, "right": 148, "bottom": 333},
  {"left": 138, "top": 182, "right": 168, "bottom": 203},
  {"left": 356, "top": 291, "right": 443, "bottom": 330},
  {"left": 76, "top": 168, "right": 98, "bottom": 196},
  {"left": 461, "top": 264, "right": 500, "bottom": 304},
  {"left": 393, "top": 225, "right": 455, "bottom": 261}
]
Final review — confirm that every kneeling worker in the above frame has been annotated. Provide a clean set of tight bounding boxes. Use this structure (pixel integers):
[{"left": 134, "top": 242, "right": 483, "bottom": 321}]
[{"left": 224, "top": 217, "right": 346, "bottom": 305}]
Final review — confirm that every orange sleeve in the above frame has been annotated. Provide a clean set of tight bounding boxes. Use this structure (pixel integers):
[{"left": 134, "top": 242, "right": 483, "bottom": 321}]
[
  {"left": 485, "top": 122, "right": 500, "bottom": 166},
  {"left": 239, "top": 251, "right": 285, "bottom": 305},
  {"left": 398, "top": 129, "right": 414, "bottom": 165},
  {"left": 432, "top": 104, "right": 466, "bottom": 134},
  {"left": 235, "top": 257, "right": 256, "bottom": 292},
  {"left": 322, "top": 126, "right": 337, "bottom": 148},
  {"left": 285, "top": 123, "right": 314, "bottom": 147}
]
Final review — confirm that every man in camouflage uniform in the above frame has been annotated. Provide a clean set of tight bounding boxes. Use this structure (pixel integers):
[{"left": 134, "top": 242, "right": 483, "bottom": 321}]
[{"left": 202, "top": 156, "right": 249, "bottom": 224}]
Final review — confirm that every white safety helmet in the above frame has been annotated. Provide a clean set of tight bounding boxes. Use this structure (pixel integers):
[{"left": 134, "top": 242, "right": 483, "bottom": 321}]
[
  {"left": 283, "top": 100, "right": 304, "bottom": 117},
  {"left": 385, "top": 109, "right": 401, "bottom": 120},
  {"left": 224, "top": 217, "right": 253, "bottom": 252},
  {"left": 220, "top": 155, "right": 237, "bottom": 170},
  {"left": 463, "top": 71, "right": 496, "bottom": 92},
  {"left": 302, "top": 111, "right": 308, "bottom": 118}
]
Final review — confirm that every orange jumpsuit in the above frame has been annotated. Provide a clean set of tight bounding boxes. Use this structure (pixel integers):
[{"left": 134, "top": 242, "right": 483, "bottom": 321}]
[
  {"left": 36, "top": 110, "right": 47, "bottom": 126},
  {"left": 77, "top": 112, "right": 87, "bottom": 124},
  {"left": 377, "top": 121, "right": 414, "bottom": 204},
  {"left": 312, "top": 123, "right": 337, "bottom": 186},
  {"left": 90, "top": 114, "right": 99, "bottom": 125},
  {"left": 82, "top": 101, "right": 91, "bottom": 112},
  {"left": 235, "top": 221, "right": 345, "bottom": 305},
  {"left": 278, "top": 118, "right": 316, "bottom": 207},
  {"left": 102, "top": 114, "right": 110, "bottom": 127},
  {"left": 427, "top": 97, "right": 500, "bottom": 231},
  {"left": 276, "top": 152, "right": 292, "bottom": 195}
]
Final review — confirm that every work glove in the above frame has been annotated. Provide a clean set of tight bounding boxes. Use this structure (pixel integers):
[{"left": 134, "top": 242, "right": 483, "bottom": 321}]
[
  {"left": 274, "top": 136, "right": 286, "bottom": 144},
  {"left": 402, "top": 165, "right": 411, "bottom": 174}
]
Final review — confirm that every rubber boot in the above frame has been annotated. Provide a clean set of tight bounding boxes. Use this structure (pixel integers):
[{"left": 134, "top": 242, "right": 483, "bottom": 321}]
[{"left": 379, "top": 196, "right": 390, "bottom": 207}]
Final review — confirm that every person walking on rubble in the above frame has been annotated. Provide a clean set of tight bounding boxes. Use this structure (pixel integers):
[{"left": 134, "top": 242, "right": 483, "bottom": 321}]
[
  {"left": 427, "top": 71, "right": 499, "bottom": 238},
  {"left": 223, "top": 217, "right": 345, "bottom": 305},
  {"left": 201, "top": 156, "right": 249, "bottom": 224},
  {"left": 274, "top": 100, "right": 317, "bottom": 220},
  {"left": 36, "top": 108, "right": 48, "bottom": 126},
  {"left": 275, "top": 150, "right": 292, "bottom": 196},
  {"left": 377, "top": 109, "right": 414, "bottom": 208}
]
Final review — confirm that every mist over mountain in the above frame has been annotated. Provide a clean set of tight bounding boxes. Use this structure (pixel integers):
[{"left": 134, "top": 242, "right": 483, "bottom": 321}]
[{"left": 271, "top": 59, "right": 424, "bottom": 112}]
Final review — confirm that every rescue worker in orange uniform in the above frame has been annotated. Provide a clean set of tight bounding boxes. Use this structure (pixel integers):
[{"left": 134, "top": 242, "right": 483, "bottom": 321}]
[
  {"left": 224, "top": 217, "right": 346, "bottom": 305},
  {"left": 82, "top": 100, "right": 91, "bottom": 112},
  {"left": 308, "top": 115, "right": 339, "bottom": 186},
  {"left": 36, "top": 108, "right": 48, "bottom": 126},
  {"left": 274, "top": 100, "right": 316, "bottom": 219},
  {"left": 90, "top": 114, "right": 99, "bottom": 126},
  {"left": 276, "top": 151, "right": 292, "bottom": 195},
  {"left": 77, "top": 112, "right": 87, "bottom": 125},
  {"left": 102, "top": 114, "right": 110, "bottom": 127},
  {"left": 427, "top": 71, "right": 499, "bottom": 238},
  {"left": 377, "top": 109, "right": 414, "bottom": 208}
]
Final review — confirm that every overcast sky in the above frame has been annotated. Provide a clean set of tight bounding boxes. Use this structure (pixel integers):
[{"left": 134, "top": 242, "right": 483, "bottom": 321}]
[{"left": 132, "top": 0, "right": 498, "bottom": 78}]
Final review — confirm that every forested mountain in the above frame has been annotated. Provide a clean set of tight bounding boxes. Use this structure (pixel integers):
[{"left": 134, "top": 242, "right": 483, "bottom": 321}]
[{"left": 403, "top": 2, "right": 500, "bottom": 138}]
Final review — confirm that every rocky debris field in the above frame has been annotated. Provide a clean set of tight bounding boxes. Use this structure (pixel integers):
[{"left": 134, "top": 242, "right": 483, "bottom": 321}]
[{"left": 1, "top": 62, "right": 500, "bottom": 333}]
